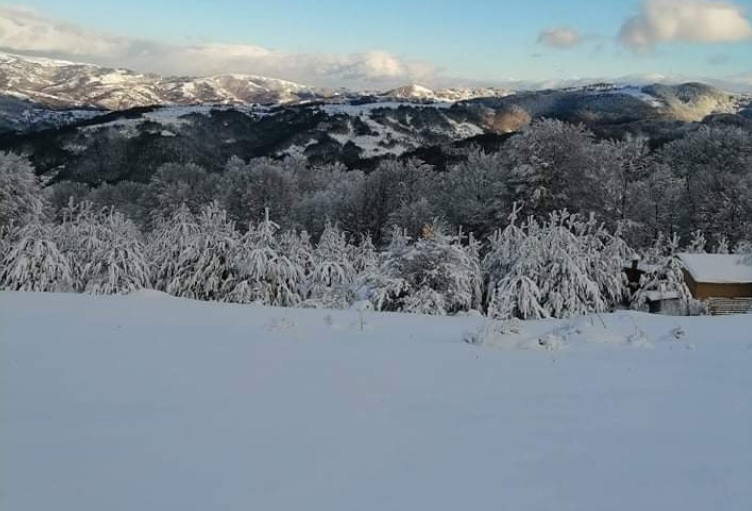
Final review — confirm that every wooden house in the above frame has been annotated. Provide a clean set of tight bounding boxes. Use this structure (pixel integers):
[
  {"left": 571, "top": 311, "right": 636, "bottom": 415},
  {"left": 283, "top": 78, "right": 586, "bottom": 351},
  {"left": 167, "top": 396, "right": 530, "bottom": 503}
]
[{"left": 678, "top": 253, "right": 752, "bottom": 315}]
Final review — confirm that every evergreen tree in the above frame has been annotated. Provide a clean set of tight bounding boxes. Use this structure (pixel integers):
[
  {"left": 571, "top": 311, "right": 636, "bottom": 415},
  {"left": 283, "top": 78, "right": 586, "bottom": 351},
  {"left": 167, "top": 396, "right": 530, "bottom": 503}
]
[
  {"left": 230, "top": 210, "right": 305, "bottom": 306},
  {"left": 363, "top": 225, "right": 482, "bottom": 315},
  {"left": 170, "top": 203, "right": 239, "bottom": 301},
  {"left": 0, "top": 221, "right": 73, "bottom": 292},
  {"left": 0, "top": 152, "right": 44, "bottom": 228},
  {"left": 304, "top": 222, "right": 356, "bottom": 308},
  {"left": 686, "top": 230, "right": 707, "bottom": 254},
  {"left": 150, "top": 204, "right": 201, "bottom": 296},
  {"left": 485, "top": 210, "right": 628, "bottom": 319},
  {"left": 57, "top": 202, "right": 151, "bottom": 294}
]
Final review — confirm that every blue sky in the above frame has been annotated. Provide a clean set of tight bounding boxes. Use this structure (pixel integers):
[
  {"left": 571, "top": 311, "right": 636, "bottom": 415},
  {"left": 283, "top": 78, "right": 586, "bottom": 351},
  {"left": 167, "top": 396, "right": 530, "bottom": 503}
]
[{"left": 2, "top": 0, "right": 752, "bottom": 88}]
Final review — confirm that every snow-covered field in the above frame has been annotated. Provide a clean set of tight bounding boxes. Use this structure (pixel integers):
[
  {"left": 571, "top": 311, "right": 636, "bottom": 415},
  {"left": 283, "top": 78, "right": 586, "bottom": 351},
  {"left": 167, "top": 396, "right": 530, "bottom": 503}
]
[{"left": 1, "top": 291, "right": 750, "bottom": 511}]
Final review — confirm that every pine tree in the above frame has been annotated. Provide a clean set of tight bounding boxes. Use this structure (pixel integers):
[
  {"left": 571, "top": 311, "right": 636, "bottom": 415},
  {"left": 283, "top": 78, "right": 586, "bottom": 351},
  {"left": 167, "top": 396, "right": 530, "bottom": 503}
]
[
  {"left": 485, "top": 210, "right": 629, "bottom": 319},
  {"left": 360, "top": 226, "right": 411, "bottom": 312},
  {"left": 363, "top": 225, "right": 482, "bottom": 315},
  {"left": 686, "top": 230, "right": 707, "bottom": 254},
  {"left": 150, "top": 203, "right": 242, "bottom": 301},
  {"left": 0, "top": 221, "right": 73, "bottom": 292},
  {"left": 715, "top": 235, "right": 730, "bottom": 255},
  {"left": 149, "top": 204, "right": 202, "bottom": 295},
  {"left": 350, "top": 234, "right": 378, "bottom": 275},
  {"left": 55, "top": 202, "right": 151, "bottom": 294},
  {"left": 230, "top": 210, "right": 305, "bottom": 306},
  {"left": 304, "top": 222, "right": 356, "bottom": 308},
  {"left": 0, "top": 152, "right": 44, "bottom": 229},
  {"left": 169, "top": 203, "right": 239, "bottom": 301}
]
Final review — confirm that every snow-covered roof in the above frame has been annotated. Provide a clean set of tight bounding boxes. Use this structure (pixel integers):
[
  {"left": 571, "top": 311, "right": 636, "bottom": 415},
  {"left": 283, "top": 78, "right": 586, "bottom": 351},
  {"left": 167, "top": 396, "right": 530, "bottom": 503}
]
[
  {"left": 678, "top": 253, "right": 752, "bottom": 284},
  {"left": 645, "top": 290, "right": 682, "bottom": 302}
]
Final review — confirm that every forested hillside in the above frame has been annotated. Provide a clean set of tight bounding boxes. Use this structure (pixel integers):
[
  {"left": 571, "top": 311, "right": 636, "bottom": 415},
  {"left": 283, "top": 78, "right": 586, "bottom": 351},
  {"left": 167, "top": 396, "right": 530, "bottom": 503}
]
[{"left": 2, "top": 114, "right": 750, "bottom": 318}]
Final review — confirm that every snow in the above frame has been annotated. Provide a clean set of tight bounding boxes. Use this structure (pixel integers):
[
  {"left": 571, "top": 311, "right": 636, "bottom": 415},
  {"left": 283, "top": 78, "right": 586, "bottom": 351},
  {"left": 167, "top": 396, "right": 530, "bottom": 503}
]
[
  {"left": 386, "top": 83, "right": 438, "bottom": 99},
  {"left": 644, "top": 290, "right": 682, "bottom": 301},
  {"left": 0, "top": 51, "right": 85, "bottom": 68},
  {"left": 441, "top": 115, "right": 484, "bottom": 138},
  {"left": 383, "top": 84, "right": 514, "bottom": 103},
  {"left": 318, "top": 103, "right": 483, "bottom": 157},
  {"left": 320, "top": 100, "right": 454, "bottom": 116},
  {"left": 1, "top": 291, "right": 750, "bottom": 511},
  {"left": 96, "top": 70, "right": 136, "bottom": 85},
  {"left": 82, "top": 104, "right": 270, "bottom": 132},
  {"left": 614, "top": 86, "right": 665, "bottom": 108},
  {"left": 10, "top": 107, "right": 105, "bottom": 131},
  {"left": 679, "top": 253, "right": 752, "bottom": 284}
]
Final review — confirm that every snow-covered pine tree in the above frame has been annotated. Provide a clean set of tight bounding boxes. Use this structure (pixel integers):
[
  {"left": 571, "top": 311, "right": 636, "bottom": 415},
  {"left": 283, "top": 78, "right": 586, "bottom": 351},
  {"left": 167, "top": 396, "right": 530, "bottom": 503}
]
[
  {"left": 149, "top": 202, "right": 240, "bottom": 301},
  {"left": 574, "top": 213, "right": 630, "bottom": 310},
  {"left": 465, "top": 231, "right": 484, "bottom": 312},
  {"left": 0, "top": 152, "right": 45, "bottom": 229},
  {"left": 364, "top": 225, "right": 482, "bottom": 315},
  {"left": 0, "top": 223, "right": 10, "bottom": 264},
  {"left": 686, "top": 230, "right": 707, "bottom": 254},
  {"left": 0, "top": 220, "right": 73, "bottom": 292},
  {"left": 483, "top": 204, "right": 527, "bottom": 311},
  {"left": 360, "top": 226, "right": 411, "bottom": 312},
  {"left": 734, "top": 240, "right": 752, "bottom": 265},
  {"left": 489, "top": 274, "right": 548, "bottom": 320},
  {"left": 304, "top": 222, "right": 356, "bottom": 309},
  {"left": 55, "top": 202, "right": 151, "bottom": 294},
  {"left": 536, "top": 214, "right": 606, "bottom": 318},
  {"left": 278, "top": 229, "right": 314, "bottom": 284},
  {"left": 230, "top": 210, "right": 305, "bottom": 306},
  {"left": 149, "top": 204, "right": 201, "bottom": 295},
  {"left": 485, "top": 210, "right": 629, "bottom": 319},
  {"left": 714, "top": 235, "right": 730, "bottom": 255},
  {"left": 349, "top": 234, "right": 378, "bottom": 275},
  {"left": 164, "top": 202, "right": 239, "bottom": 301}
]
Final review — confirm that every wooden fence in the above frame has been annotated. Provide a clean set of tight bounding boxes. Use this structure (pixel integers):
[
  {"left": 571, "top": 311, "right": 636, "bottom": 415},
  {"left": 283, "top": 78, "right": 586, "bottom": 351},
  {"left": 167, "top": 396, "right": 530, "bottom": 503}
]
[{"left": 706, "top": 298, "right": 752, "bottom": 316}]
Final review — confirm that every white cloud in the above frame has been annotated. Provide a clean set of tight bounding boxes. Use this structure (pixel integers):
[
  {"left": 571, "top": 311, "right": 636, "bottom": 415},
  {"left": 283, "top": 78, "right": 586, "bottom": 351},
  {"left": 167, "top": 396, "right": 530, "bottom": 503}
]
[
  {"left": 619, "top": 0, "right": 752, "bottom": 49},
  {"left": 538, "top": 28, "right": 582, "bottom": 48},
  {"left": 0, "top": 5, "right": 435, "bottom": 87},
  {"left": 0, "top": 5, "right": 125, "bottom": 57}
]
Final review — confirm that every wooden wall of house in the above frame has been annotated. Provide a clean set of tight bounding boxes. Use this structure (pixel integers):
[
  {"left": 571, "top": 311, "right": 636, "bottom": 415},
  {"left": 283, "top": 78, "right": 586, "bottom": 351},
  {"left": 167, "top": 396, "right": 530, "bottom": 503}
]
[{"left": 684, "top": 271, "right": 752, "bottom": 299}]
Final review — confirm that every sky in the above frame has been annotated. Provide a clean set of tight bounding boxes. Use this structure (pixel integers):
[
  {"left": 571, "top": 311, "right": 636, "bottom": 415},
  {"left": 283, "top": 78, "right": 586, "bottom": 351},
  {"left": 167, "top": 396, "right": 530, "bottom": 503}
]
[{"left": 1, "top": 0, "right": 751, "bottom": 90}]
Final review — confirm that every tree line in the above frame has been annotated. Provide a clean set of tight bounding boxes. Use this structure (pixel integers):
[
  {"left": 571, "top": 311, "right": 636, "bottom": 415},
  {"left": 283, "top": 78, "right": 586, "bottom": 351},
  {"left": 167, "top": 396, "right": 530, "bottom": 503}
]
[{"left": 1, "top": 119, "right": 751, "bottom": 318}]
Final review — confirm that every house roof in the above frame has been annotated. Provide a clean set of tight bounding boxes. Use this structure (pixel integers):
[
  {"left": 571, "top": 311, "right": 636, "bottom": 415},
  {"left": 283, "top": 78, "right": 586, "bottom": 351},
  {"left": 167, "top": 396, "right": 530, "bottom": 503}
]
[
  {"left": 678, "top": 253, "right": 752, "bottom": 284},
  {"left": 645, "top": 290, "right": 682, "bottom": 302}
]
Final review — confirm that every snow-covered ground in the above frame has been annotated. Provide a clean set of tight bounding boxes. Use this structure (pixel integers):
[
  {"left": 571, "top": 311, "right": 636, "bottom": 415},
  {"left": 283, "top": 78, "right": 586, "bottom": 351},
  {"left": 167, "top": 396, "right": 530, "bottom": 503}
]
[{"left": 1, "top": 291, "right": 750, "bottom": 511}]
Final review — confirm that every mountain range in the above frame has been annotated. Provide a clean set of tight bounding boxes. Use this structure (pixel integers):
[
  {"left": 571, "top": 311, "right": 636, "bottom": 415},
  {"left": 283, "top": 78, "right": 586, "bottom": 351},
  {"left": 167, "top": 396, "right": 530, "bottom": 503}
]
[
  {"left": 1, "top": 52, "right": 750, "bottom": 123},
  {"left": 0, "top": 52, "right": 516, "bottom": 110},
  {"left": 1, "top": 52, "right": 751, "bottom": 185},
  {"left": 0, "top": 52, "right": 326, "bottom": 109}
]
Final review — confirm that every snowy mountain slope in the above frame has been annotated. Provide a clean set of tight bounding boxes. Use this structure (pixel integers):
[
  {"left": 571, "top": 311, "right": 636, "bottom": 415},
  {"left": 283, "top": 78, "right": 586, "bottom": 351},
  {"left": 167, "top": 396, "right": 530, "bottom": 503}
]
[
  {"left": 641, "top": 82, "right": 746, "bottom": 121},
  {"left": 0, "top": 52, "right": 325, "bottom": 109},
  {"left": 9, "top": 51, "right": 750, "bottom": 120},
  {"left": 1, "top": 291, "right": 750, "bottom": 511},
  {"left": 383, "top": 83, "right": 513, "bottom": 102},
  {"left": 0, "top": 100, "right": 494, "bottom": 181},
  {"left": 467, "top": 82, "right": 752, "bottom": 130},
  {"left": 0, "top": 52, "right": 518, "bottom": 111},
  {"left": 0, "top": 94, "right": 104, "bottom": 133}
]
